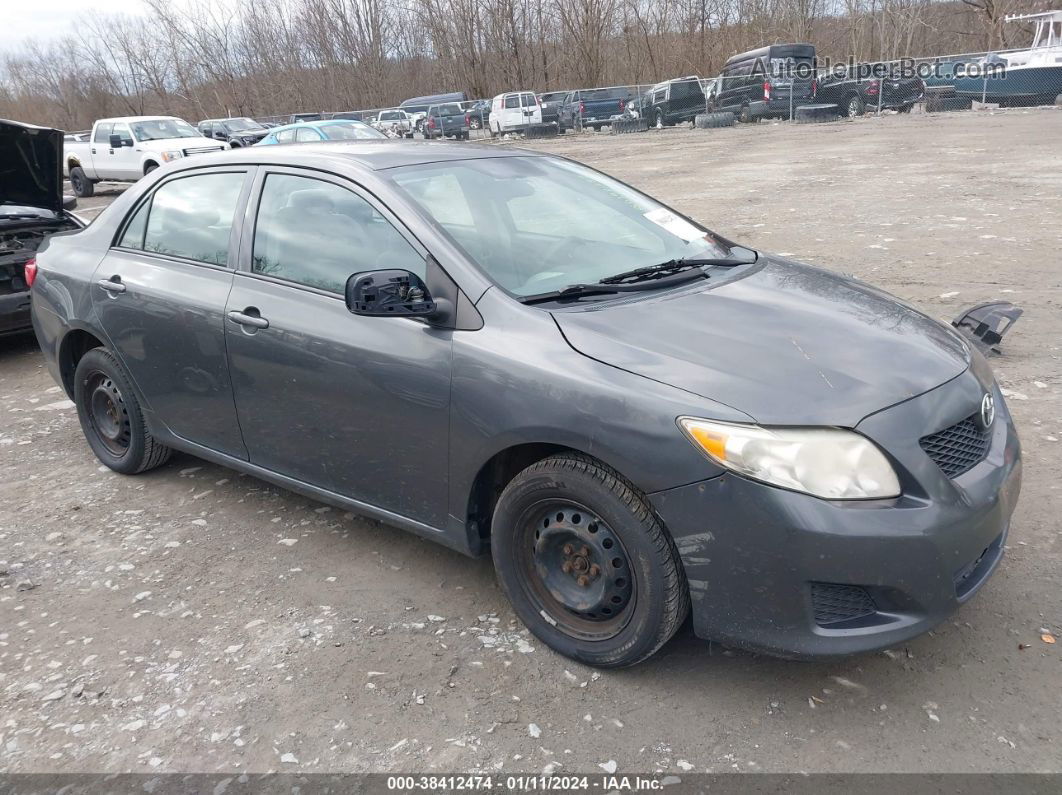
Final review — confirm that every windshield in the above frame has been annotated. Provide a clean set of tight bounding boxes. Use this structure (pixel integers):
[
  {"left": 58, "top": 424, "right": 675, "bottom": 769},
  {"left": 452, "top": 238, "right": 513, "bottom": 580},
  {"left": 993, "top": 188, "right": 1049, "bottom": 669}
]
[
  {"left": 318, "top": 121, "right": 386, "bottom": 140},
  {"left": 224, "top": 117, "right": 264, "bottom": 132},
  {"left": 389, "top": 156, "right": 728, "bottom": 297},
  {"left": 129, "top": 118, "right": 200, "bottom": 141}
]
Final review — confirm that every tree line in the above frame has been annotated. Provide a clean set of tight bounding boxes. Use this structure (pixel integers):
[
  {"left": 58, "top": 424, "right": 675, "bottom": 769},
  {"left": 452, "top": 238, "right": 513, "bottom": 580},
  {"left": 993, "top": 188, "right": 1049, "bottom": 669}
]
[{"left": 0, "top": 0, "right": 1042, "bottom": 131}]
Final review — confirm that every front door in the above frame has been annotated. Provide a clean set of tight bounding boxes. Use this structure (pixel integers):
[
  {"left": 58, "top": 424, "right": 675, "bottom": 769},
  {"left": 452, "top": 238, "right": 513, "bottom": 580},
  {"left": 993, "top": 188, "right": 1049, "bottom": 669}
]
[
  {"left": 224, "top": 168, "right": 453, "bottom": 528},
  {"left": 91, "top": 168, "right": 251, "bottom": 458},
  {"left": 108, "top": 123, "right": 141, "bottom": 179}
]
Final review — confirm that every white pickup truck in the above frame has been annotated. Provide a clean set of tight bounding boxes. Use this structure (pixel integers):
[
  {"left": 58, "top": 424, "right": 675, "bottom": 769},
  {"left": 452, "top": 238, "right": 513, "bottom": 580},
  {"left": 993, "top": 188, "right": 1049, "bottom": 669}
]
[{"left": 64, "top": 116, "right": 226, "bottom": 197}]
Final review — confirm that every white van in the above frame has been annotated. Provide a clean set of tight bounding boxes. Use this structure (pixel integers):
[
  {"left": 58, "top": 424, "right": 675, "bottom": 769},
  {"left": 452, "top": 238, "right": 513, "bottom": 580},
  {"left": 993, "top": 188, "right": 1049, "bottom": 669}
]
[{"left": 488, "top": 92, "right": 542, "bottom": 136}]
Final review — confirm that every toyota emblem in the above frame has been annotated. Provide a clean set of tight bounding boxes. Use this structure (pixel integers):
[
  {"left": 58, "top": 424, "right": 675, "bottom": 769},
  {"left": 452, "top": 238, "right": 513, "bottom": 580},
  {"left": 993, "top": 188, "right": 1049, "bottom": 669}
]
[{"left": 979, "top": 392, "right": 995, "bottom": 430}]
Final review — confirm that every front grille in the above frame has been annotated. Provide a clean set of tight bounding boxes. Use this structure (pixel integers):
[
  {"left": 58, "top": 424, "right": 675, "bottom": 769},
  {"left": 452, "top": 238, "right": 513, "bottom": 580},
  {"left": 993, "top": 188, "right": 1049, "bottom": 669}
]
[
  {"left": 920, "top": 414, "right": 990, "bottom": 478},
  {"left": 182, "top": 146, "right": 224, "bottom": 156},
  {"left": 811, "top": 583, "right": 876, "bottom": 626}
]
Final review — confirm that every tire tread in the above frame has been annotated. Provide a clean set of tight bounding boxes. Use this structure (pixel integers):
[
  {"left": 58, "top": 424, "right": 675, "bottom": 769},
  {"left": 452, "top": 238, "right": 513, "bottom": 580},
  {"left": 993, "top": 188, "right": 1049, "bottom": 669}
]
[{"left": 508, "top": 452, "right": 689, "bottom": 666}]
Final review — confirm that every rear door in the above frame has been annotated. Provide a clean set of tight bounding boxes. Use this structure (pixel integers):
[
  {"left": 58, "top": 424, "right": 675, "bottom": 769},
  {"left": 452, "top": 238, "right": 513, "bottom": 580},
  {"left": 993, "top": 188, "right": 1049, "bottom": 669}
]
[
  {"left": 521, "top": 93, "right": 541, "bottom": 124},
  {"left": 502, "top": 94, "right": 521, "bottom": 129},
  {"left": 92, "top": 167, "right": 252, "bottom": 458},
  {"left": 223, "top": 168, "right": 453, "bottom": 526}
]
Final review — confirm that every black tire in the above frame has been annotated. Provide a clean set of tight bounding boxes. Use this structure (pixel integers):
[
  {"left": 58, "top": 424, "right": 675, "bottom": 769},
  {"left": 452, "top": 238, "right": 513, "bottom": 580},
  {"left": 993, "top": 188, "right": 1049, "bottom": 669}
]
[
  {"left": 491, "top": 453, "right": 689, "bottom": 668},
  {"left": 795, "top": 104, "right": 840, "bottom": 123},
  {"left": 926, "top": 96, "right": 972, "bottom": 113},
  {"left": 897, "top": 103, "right": 913, "bottom": 113},
  {"left": 654, "top": 110, "right": 665, "bottom": 129},
  {"left": 845, "top": 93, "right": 866, "bottom": 117},
  {"left": 144, "top": 162, "right": 159, "bottom": 175},
  {"left": 694, "top": 111, "right": 736, "bottom": 129},
  {"left": 69, "top": 166, "right": 94, "bottom": 198},
  {"left": 738, "top": 105, "right": 758, "bottom": 123},
  {"left": 73, "top": 348, "right": 172, "bottom": 475}
]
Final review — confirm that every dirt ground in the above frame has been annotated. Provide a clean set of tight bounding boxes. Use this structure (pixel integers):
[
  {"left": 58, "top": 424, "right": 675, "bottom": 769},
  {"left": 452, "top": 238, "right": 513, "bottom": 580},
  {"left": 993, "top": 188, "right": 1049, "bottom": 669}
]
[{"left": 2, "top": 108, "right": 1061, "bottom": 776}]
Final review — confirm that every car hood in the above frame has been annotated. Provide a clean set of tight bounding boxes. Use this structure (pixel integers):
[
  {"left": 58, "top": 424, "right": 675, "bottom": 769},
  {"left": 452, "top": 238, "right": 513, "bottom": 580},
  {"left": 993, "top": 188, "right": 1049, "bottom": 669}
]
[
  {"left": 142, "top": 135, "right": 223, "bottom": 150},
  {"left": 553, "top": 256, "right": 970, "bottom": 426},
  {"left": 0, "top": 118, "right": 64, "bottom": 213}
]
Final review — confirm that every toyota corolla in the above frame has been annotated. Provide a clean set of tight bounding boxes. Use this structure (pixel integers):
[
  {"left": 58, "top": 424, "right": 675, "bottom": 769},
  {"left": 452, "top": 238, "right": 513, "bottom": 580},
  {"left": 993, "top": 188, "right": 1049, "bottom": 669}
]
[{"left": 29, "top": 142, "right": 1021, "bottom": 666}]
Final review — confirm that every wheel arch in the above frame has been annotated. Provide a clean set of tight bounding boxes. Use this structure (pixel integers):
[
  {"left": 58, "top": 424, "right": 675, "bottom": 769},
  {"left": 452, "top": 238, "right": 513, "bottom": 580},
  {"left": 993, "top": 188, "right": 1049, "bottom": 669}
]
[
  {"left": 143, "top": 159, "right": 160, "bottom": 174},
  {"left": 58, "top": 327, "right": 107, "bottom": 399},
  {"left": 465, "top": 442, "right": 638, "bottom": 546}
]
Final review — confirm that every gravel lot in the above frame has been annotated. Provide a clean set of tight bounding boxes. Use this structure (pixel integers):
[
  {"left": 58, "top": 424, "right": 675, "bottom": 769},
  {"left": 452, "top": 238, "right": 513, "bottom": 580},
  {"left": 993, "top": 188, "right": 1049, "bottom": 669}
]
[{"left": 2, "top": 107, "right": 1061, "bottom": 775}]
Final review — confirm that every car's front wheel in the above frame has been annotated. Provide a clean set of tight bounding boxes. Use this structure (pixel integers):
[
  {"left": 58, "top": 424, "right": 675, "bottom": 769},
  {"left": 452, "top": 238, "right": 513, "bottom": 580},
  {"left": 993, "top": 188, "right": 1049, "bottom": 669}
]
[
  {"left": 74, "top": 348, "right": 172, "bottom": 475},
  {"left": 491, "top": 453, "right": 689, "bottom": 667},
  {"left": 847, "top": 94, "right": 866, "bottom": 117}
]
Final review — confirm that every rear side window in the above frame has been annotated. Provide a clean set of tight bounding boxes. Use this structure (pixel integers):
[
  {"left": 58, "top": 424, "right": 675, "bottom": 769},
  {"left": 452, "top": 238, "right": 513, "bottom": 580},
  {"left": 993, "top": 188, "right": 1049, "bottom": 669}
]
[
  {"left": 295, "top": 127, "right": 320, "bottom": 142},
  {"left": 251, "top": 173, "right": 424, "bottom": 294},
  {"left": 276, "top": 128, "right": 296, "bottom": 143},
  {"left": 118, "top": 172, "right": 245, "bottom": 265}
]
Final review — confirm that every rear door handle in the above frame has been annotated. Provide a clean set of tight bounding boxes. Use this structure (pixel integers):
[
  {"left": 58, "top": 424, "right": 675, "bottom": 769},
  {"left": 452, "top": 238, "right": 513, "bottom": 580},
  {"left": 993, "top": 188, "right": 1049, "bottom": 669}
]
[
  {"left": 97, "top": 278, "right": 126, "bottom": 294},
  {"left": 227, "top": 310, "right": 269, "bottom": 329}
]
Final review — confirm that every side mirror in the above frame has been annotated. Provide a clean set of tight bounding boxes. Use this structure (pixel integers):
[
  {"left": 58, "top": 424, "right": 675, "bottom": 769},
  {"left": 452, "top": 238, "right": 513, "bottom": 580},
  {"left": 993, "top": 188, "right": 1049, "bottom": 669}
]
[
  {"left": 215, "top": 131, "right": 227, "bottom": 140},
  {"left": 109, "top": 133, "right": 122, "bottom": 149},
  {"left": 345, "top": 269, "right": 437, "bottom": 318}
]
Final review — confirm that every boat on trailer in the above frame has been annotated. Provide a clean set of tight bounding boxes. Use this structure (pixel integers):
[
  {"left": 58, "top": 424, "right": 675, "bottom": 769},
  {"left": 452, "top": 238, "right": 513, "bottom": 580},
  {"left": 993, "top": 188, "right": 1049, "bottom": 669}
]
[{"left": 929, "top": 11, "right": 1062, "bottom": 105}]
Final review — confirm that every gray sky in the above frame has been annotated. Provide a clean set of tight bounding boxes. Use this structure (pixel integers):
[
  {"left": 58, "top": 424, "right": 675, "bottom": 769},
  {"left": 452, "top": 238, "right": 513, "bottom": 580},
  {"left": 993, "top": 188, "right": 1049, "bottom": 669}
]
[{"left": 3, "top": 0, "right": 141, "bottom": 53}]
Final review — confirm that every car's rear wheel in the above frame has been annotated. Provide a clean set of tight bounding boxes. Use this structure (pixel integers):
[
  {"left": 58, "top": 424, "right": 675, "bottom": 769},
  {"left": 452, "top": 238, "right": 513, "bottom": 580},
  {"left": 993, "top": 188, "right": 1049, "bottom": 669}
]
[
  {"left": 491, "top": 453, "right": 689, "bottom": 667},
  {"left": 69, "top": 166, "right": 94, "bottom": 198},
  {"left": 846, "top": 94, "right": 866, "bottom": 117},
  {"left": 74, "top": 348, "right": 172, "bottom": 475}
]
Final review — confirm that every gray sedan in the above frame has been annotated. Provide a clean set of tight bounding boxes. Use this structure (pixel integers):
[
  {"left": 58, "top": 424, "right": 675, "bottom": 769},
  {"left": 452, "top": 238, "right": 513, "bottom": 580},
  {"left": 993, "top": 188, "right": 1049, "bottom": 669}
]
[{"left": 30, "top": 141, "right": 1021, "bottom": 666}]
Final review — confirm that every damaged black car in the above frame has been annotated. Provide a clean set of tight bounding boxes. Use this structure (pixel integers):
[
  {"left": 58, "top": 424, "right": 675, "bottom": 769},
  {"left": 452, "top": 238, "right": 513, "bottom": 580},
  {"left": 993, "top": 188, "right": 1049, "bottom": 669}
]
[{"left": 1, "top": 119, "right": 85, "bottom": 337}]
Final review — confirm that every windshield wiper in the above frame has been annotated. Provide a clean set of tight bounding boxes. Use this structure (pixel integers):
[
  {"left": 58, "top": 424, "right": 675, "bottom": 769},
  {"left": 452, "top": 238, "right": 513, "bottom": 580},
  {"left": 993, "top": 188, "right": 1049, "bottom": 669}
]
[
  {"left": 600, "top": 249, "right": 756, "bottom": 286},
  {"left": 519, "top": 266, "right": 708, "bottom": 305}
]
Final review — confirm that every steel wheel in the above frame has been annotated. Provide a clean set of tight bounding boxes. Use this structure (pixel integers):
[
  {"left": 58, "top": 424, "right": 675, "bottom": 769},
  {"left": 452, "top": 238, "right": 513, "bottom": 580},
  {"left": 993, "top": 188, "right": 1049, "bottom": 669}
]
[
  {"left": 515, "top": 500, "right": 635, "bottom": 641},
  {"left": 85, "top": 370, "right": 131, "bottom": 457}
]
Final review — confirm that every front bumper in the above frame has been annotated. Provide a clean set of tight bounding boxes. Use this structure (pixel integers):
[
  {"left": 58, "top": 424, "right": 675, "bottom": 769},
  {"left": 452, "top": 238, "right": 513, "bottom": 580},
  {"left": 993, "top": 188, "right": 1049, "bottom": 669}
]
[
  {"left": 650, "top": 374, "right": 1022, "bottom": 658},
  {"left": 0, "top": 290, "right": 32, "bottom": 335}
]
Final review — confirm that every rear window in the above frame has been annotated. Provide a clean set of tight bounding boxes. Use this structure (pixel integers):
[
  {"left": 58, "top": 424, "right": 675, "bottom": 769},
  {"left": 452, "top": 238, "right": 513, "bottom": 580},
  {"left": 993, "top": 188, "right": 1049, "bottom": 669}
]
[
  {"left": 504, "top": 95, "right": 520, "bottom": 109},
  {"left": 584, "top": 88, "right": 627, "bottom": 100},
  {"left": 435, "top": 104, "right": 463, "bottom": 116}
]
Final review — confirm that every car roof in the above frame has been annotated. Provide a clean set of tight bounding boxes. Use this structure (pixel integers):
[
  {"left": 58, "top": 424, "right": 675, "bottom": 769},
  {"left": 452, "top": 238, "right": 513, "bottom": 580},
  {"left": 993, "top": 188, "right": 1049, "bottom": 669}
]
[
  {"left": 265, "top": 118, "right": 372, "bottom": 134},
  {"left": 195, "top": 140, "right": 544, "bottom": 172},
  {"left": 96, "top": 116, "right": 184, "bottom": 124}
]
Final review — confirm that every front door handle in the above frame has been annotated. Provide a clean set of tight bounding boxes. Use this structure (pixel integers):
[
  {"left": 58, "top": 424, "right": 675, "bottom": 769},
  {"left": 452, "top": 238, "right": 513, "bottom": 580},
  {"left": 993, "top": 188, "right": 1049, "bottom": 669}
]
[
  {"left": 97, "top": 278, "right": 126, "bottom": 294},
  {"left": 227, "top": 310, "right": 269, "bottom": 330}
]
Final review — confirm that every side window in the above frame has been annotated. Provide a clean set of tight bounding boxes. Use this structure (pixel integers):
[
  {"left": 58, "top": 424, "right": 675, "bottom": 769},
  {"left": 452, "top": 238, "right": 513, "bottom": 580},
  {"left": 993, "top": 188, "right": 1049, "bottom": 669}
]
[
  {"left": 504, "top": 95, "right": 520, "bottom": 109},
  {"left": 111, "top": 123, "right": 133, "bottom": 145},
  {"left": 119, "top": 172, "right": 245, "bottom": 265},
  {"left": 252, "top": 173, "right": 424, "bottom": 294},
  {"left": 275, "top": 128, "right": 296, "bottom": 143},
  {"left": 295, "top": 127, "right": 320, "bottom": 142},
  {"left": 93, "top": 123, "right": 113, "bottom": 144}
]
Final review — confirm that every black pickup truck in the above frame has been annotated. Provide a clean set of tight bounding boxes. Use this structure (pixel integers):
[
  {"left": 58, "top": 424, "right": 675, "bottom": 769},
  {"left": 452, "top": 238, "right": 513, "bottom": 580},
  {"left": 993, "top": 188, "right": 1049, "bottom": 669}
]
[
  {"left": 816, "top": 68, "right": 925, "bottom": 116},
  {"left": 558, "top": 88, "right": 630, "bottom": 131},
  {"left": 1, "top": 119, "right": 84, "bottom": 337}
]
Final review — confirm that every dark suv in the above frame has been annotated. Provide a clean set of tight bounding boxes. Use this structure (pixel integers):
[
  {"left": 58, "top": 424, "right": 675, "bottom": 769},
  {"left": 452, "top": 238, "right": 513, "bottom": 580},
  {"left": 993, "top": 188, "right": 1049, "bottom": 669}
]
[
  {"left": 640, "top": 77, "right": 707, "bottom": 127},
  {"left": 713, "top": 43, "right": 818, "bottom": 121}
]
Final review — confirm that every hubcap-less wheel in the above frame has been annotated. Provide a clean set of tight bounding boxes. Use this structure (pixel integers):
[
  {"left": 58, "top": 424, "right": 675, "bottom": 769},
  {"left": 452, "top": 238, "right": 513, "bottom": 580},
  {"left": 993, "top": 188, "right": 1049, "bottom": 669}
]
[
  {"left": 86, "top": 371, "right": 131, "bottom": 456},
  {"left": 848, "top": 97, "right": 863, "bottom": 117},
  {"left": 518, "top": 501, "right": 634, "bottom": 640}
]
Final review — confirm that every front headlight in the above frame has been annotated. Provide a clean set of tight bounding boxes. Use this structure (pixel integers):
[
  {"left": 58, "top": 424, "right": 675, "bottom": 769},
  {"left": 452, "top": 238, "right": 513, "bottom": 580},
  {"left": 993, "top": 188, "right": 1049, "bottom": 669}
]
[
  {"left": 160, "top": 150, "right": 184, "bottom": 162},
  {"left": 678, "top": 417, "right": 901, "bottom": 500}
]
